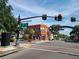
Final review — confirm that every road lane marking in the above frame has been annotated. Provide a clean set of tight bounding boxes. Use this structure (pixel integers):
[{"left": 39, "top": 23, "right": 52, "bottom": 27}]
[
  {"left": 32, "top": 44, "right": 79, "bottom": 51},
  {"left": 27, "top": 48, "right": 79, "bottom": 56}
]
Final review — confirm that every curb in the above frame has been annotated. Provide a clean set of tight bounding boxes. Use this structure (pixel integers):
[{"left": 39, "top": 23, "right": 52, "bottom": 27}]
[
  {"left": 0, "top": 44, "right": 31, "bottom": 57},
  {"left": 0, "top": 47, "right": 25, "bottom": 57},
  {"left": 0, "top": 49, "right": 18, "bottom": 57}
]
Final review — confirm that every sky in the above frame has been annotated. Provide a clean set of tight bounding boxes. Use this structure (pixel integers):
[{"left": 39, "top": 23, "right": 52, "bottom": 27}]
[{"left": 8, "top": 0, "right": 79, "bottom": 35}]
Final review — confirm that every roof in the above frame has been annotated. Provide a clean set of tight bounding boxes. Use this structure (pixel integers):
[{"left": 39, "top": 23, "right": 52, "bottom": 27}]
[{"left": 29, "top": 24, "right": 48, "bottom": 28}]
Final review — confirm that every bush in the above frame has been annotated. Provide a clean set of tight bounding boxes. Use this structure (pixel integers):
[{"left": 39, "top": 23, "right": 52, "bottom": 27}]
[
  {"left": 22, "top": 34, "right": 29, "bottom": 40},
  {"left": 10, "top": 36, "right": 16, "bottom": 42}
]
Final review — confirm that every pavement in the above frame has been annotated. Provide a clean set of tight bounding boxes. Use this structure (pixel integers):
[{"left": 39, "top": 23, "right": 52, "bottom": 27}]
[
  {"left": 0, "top": 48, "right": 79, "bottom": 59},
  {"left": 31, "top": 44, "right": 79, "bottom": 56},
  {"left": 0, "top": 40, "right": 46, "bottom": 57},
  {"left": 0, "top": 43, "right": 31, "bottom": 57},
  {"left": 0, "top": 40, "right": 79, "bottom": 57}
]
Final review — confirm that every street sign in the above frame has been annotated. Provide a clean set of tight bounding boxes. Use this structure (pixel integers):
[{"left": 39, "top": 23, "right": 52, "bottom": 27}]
[
  {"left": 21, "top": 20, "right": 32, "bottom": 23},
  {"left": 20, "top": 23, "right": 28, "bottom": 30}
]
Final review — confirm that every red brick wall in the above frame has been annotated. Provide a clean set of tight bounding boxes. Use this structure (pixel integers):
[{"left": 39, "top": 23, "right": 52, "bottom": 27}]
[{"left": 29, "top": 24, "right": 50, "bottom": 40}]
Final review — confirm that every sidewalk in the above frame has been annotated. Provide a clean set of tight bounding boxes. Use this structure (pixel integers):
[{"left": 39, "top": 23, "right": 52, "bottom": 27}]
[
  {"left": 0, "top": 43, "right": 31, "bottom": 57},
  {"left": 0, "top": 46, "right": 18, "bottom": 57},
  {"left": 0, "top": 40, "right": 48, "bottom": 57},
  {"left": 1, "top": 40, "right": 79, "bottom": 57}
]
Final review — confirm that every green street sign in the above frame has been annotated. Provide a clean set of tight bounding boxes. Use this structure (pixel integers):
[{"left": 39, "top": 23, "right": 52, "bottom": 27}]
[{"left": 20, "top": 23, "right": 28, "bottom": 30}]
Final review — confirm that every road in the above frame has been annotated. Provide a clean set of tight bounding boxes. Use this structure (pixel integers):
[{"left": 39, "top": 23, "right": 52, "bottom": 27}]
[
  {"left": 0, "top": 40, "right": 79, "bottom": 59},
  {"left": 0, "top": 48, "right": 79, "bottom": 59},
  {"left": 36, "top": 40, "right": 79, "bottom": 48}
]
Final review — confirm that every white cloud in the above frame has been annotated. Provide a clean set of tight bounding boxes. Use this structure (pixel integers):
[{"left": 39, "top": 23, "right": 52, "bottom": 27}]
[
  {"left": 9, "top": 0, "right": 79, "bottom": 17},
  {"left": 9, "top": 0, "right": 59, "bottom": 16},
  {"left": 62, "top": 0, "right": 79, "bottom": 16},
  {"left": 8, "top": 0, "right": 79, "bottom": 35}
]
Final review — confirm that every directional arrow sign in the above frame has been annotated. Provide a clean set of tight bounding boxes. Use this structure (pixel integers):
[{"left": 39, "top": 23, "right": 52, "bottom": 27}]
[{"left": 20, "top": 23, "right": 28, "bottom": 30}]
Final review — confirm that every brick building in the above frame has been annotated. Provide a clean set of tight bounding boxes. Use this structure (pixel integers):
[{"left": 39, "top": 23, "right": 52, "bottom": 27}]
[{"left": 29, "top": 24, "right": 51, "bottom": 40}]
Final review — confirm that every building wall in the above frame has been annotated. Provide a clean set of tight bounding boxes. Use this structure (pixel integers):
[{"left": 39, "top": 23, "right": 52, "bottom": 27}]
[{"left": 29, "top": 24, "right": 50, "bottom": 40}]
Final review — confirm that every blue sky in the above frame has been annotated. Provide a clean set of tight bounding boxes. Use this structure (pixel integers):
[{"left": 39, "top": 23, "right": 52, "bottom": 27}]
[{"left": 8, "top": 0, "right": 79, "bottom": 35}]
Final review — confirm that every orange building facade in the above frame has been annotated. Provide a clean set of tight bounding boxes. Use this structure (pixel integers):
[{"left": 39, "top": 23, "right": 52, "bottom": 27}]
[{"left": 29, "top": 24, "right": 51, "bottom": 40}]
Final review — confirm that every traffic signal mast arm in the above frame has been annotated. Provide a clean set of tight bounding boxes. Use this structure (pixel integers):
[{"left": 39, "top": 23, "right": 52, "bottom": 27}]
[
  {"left": 20, "top": 16, "right": 42, "bottom": 20},
  {"left": 16, "top": 14, "right": 63, "bottom": 46},
  {"left": 19, "top": 15, "right": 61, "bottom": 21}
]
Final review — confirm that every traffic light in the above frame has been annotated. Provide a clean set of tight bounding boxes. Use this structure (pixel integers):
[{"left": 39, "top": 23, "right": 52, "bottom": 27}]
[
  {"left": 71, "top": 17, "right": 76, "bottom": 22},
  {"left": 42, "top": 14, "right": 47, "bottom": 20},
  {"left": 57, "top": 14, "right": 62, "bottom": 21},
  {"left": 54, "top": 16, "right": 58, "bottom": 21},
  {"left": 18, "top": 15, "right": 21, "bottom": 24},
  {"left": 54, "top": 14, "right": 62, "bottom": 21}
]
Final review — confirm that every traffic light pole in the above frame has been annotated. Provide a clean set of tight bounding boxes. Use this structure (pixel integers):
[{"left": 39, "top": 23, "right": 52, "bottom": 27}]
[
  {"left": 15, "top": 14, "right": 62, "bottom": 46},
  {"left": 15, "top": 15, "right": 21, "bottom": 46}
]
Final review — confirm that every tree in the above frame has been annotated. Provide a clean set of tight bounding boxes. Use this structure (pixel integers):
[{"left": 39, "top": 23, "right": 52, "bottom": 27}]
[
  {"left": 0, "top": 0, "right": 17, "bottom": 33},
  {"left": 70, "top": 25, "right": 79, "bottom": 35},
  {"left": 70, "top": 25, "right": 79, "bottom": 42},
  {"left": 49, "top": 24, "right": 61, "bottom": 34},
  {"left": 23, "top": 28, "right": 35, "bottom": 42},
  {"left": 49, "top": 25, "right": 69, "bottom": 40}
]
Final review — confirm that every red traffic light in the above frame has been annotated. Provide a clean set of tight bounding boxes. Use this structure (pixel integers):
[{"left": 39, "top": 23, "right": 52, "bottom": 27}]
[
  {"left": 54, "top": 14, "right": 62, "bottom": 21},
  {"left": 57, "top": 14, "right": 62, "bottom": 21}
]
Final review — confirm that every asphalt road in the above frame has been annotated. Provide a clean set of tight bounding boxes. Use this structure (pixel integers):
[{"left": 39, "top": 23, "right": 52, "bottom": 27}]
[
  {"left": 0, "top": 48, "right": 79, "bottom": 59},
  {"left": 36, "top": 40, "right": 79, "bottom": 48}
]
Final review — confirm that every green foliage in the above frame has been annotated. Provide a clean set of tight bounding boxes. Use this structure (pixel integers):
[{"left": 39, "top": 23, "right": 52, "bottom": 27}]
[
  {"left": 24, "top": 28, "right": 35, "bottom": 35},
  {"left": 22, "top": 28, "right": 35, "bottom": 41},
  {"left": 22, "top": 34, "right": 30, "bottom": 40},
  {"left": 49, "top": 25, "right": 69, "bottom": 40},
  {"left": 53, "top": 34, "right": 68, "bottom": 41},
  {"left": 70, "top": 25, "right": 79, "bottom": 35},
  {"left": 69, "top": 25, "right": 79, "bottom": 42},
  {"left": 49, "top": 24, "right": 61, "bottom": 34},
  {"left": 0, "top": 0, "right": 17, "bottom": 33}
]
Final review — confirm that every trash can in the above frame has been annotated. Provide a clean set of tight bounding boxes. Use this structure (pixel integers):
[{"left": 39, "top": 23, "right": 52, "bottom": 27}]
[{"left": 1, "top": 32, "right": 11, "bottom": 46}]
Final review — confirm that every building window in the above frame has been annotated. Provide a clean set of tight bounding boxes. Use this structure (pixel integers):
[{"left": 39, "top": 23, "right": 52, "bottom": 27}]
[{"left": 35, "top": 28, "right": 40, "bottom": 32}]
